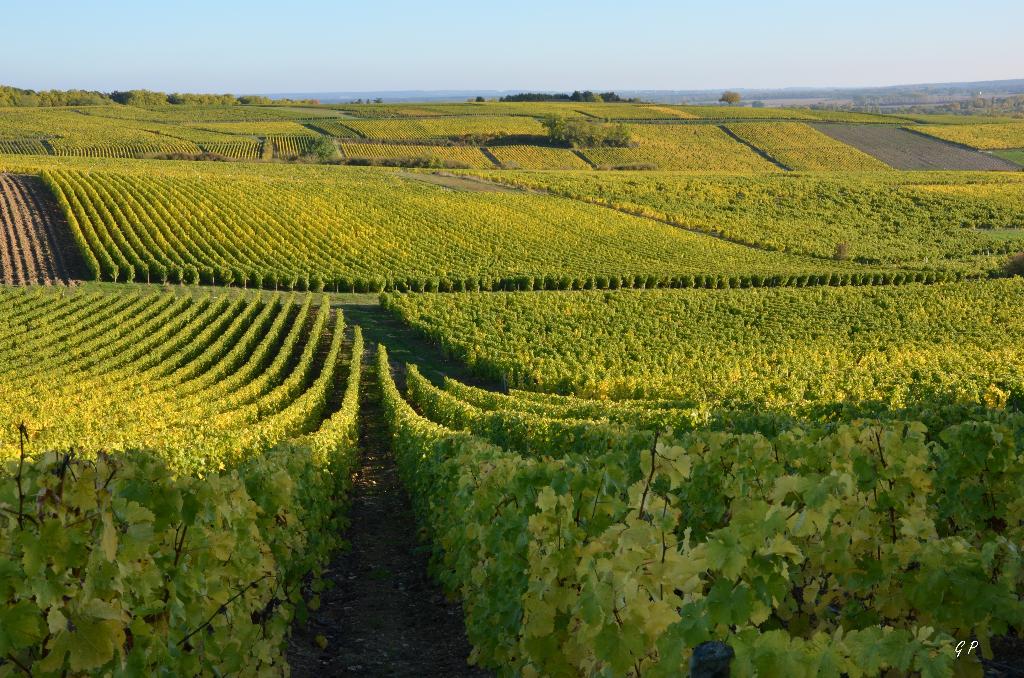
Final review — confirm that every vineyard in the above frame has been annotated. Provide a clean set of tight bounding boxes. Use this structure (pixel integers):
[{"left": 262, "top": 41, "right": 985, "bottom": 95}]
[
  {"left": 488, "top": 145, "right": 592, "bottom": 169},
  {"left": 198, "top": 139, "right": 263, "bottom": 159},
  {"left": 1, "top": 94, "right": 1023, "bottom": 677},
  {"left": 0, "top": 158, "right": 928, "bottom": 291},
  {"left": 725, "top": 122, "right": 891, "bottom": 171},
  {"left": 908, "top": 122, "right": 1024, "bottom": 149},
  {"left": 382, "top": 280, "right": 1024, "bottom": 403},
  {"left": 183, "top": 120, "right": 318, "bottom": 137},
  {"left": 341, "top": 115, "right": 547, "bottom": 140},
  {"left": 267, "top": 135, "right": 320, "bottom": 158},
  {"left": 303, "top": 119, "right": 359, "bottom": 137},
  {"left": 0, "top": 286, "right": 362, "bottom": 673},
  {"left": 671, "top": 106, "right": 905, "bottom": 123},
  {"left": 467, "top": 169, "right": 1024, "bottom": 267},
  {"left": 582, "top": 124, "right": 781, "bottom": 172},
  {"left": 381, "top": 348, "right": 1022, "bottom": 676},
  {"left": 0, "top": 139, "right": 49, "bottom": 155},
  {"left": 338, "top": 142, "right": 495, "bottom": 168},
  {"left": 3, "top": 100, "right": 1024, "bottom": 173},
  {"left": 371, "top": 280, "right": 1024, "bottom": 674},
  {"left": 0, "top": 287, "right": 369, "bottom": 468}
]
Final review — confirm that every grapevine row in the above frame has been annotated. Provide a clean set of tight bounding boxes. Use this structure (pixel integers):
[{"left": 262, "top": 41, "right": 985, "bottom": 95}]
[{"left": 381, "top": 347, "right": 1021, "bottom": 676}]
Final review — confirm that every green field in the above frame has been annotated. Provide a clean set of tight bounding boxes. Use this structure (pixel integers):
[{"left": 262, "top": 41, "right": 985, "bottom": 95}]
[{"left": 994, "top": 148, "right": 1024, "bottom": 166}]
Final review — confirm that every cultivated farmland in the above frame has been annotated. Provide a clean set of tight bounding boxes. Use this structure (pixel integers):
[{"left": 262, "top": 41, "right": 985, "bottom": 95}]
[
  {"left": 1, "top": 95, "right": 1023, "bottom": 677},
  {"left": 378, "top": 280, "right": 1024, "bottom": 675},
  {"left": 487, "top": 145, "right": 592, "bottom": 169},
  {"left": 30, "top": 159, "right": 890, "bottom": 290},
  {"left": 343, "top": 115, "right": 547, "bottom": 140},
  {"left": 384, "top": 280, "right": 1024, "bottom": 402},
  {"left": 466, "top": 169, "right": 1024, "bottom": 266},
  {"left": 908, "top": 122, "right": 1024, "bottom": 149},
  {"left": 0, "top": 173, "right": 82, "bottom": 283},
  {"left": 583, "top": 124, "right": 781, "bottom": 172},
  {"left": 726, "top": 122, "right": 891, "bottom": 170},
  {"left": 812, "top": 123, "right": 1021, "bottom": 170},
  {"left": 339, "top": 142, "right": 495, "bottom": 168}
]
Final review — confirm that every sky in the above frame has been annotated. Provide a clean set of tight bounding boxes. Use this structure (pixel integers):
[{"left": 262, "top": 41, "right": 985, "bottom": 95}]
[{"left": 2, "top": 0, "right": 1022, "bottom": 94}]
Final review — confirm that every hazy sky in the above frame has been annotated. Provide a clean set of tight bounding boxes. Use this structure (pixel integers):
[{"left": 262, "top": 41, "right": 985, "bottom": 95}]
[{"left": 3, "top": 0, "right": 1022, "bottom": 93}]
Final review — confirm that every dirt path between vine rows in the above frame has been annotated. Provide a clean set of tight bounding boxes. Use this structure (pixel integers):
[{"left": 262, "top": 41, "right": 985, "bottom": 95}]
[{"left": 287, "top": 338, "right": 490, "bottom": 677}]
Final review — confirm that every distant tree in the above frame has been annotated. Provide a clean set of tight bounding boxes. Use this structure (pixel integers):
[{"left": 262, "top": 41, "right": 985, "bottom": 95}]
[
  {"left": 309, "top": 136, "right": 339, "bottom": 162},
  {"left": 751, "top": 100, "right": 766, "bottom": 108},
  {"left": 720, "top": 91, "right": 742, "bottom": 105},
  {"left": 374, "top": 98, "right": 384, "bottom": 104},
  {"left": 833, "top": 242, "right": 851, "bottom": 261},
  {"left": 475, "top": 96, "right": 486, "bottom": 102}
]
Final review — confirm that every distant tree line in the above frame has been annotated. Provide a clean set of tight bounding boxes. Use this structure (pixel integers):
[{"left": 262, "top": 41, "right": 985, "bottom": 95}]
[
  {"left": 0, "top": 85, "right": 109, "bottom": 107},
  {"left": 846, "top": 94, "right": 1024, "bottom": 118},
  {"left": 500, "top": 91, "right": 641, "bottom": 103},
  {"left": 0, "top": 84, "right": 319, "bottom": 107},
  {"left": 807, "top": 93, "right": 1024, "bottom": 118}
]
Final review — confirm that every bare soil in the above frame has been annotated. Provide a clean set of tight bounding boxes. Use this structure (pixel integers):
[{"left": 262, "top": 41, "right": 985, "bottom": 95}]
[
  {"left": 986, "top": 632, "right": 1024, "bottom": 676},
  {"left": 812, "top": 124, "right": 1021, "bottom": 171},
  {"left": 0, "top": 173, "right": 84, "bottom": 285}
]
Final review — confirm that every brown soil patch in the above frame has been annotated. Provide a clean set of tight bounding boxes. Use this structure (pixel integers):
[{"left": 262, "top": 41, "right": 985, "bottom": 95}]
[
  {"left": 812, "top": 124, "right": 1021, "bottom": 171},
  {"left": 0, "top": 173, "right": 85, "bottom": 285}
]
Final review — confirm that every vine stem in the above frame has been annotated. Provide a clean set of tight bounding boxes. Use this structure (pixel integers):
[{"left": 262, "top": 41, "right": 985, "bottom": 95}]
[
  {"left": 16, "top": 422, "right": 29, "bottom": 531},
  {"left": 177, "top": 574, "right": 274, "bottom": 648},
  {"left": 637, "top": 432, "right": 660, "bottom": 518},
  {"left": 6, "top": 652, "right": 32, "bottom": 676}
]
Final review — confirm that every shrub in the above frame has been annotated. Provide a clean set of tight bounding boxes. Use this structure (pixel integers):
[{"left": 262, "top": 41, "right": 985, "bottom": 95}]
[
  {"left": 542, "top": 115, "right": 633, "bottom": 148},
  {"left": 1004, "top": 253, "right": 1024, "bottom": 277}
]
